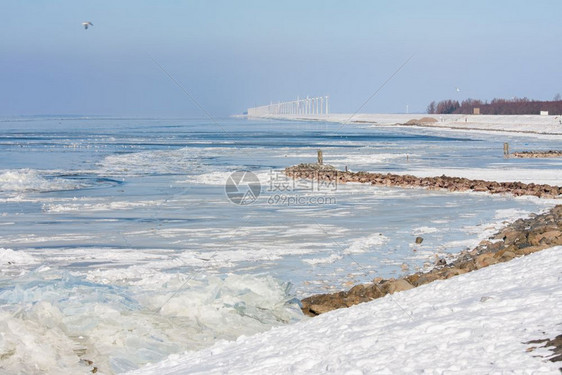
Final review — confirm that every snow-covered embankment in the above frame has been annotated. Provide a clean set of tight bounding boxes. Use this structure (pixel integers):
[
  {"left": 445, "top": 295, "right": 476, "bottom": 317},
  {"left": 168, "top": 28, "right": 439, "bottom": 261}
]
[{"left": 128, "top": 246, "right": 562, "bottom": 374}]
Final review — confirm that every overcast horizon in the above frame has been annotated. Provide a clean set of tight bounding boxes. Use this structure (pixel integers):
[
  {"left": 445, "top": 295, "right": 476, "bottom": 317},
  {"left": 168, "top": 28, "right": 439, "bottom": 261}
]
[{"left": 1, "top": 1, "right": 561, "bottom": 117}]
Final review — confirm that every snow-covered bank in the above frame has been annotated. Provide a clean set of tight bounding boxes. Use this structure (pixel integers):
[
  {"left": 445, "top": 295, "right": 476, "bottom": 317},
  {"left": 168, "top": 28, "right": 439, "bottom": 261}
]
[
  {"left": 254, "top": 113, "right": 562, "bottom": 137},
  {"left": 128, "top": 246, "right": 562, "bottom": 375}
]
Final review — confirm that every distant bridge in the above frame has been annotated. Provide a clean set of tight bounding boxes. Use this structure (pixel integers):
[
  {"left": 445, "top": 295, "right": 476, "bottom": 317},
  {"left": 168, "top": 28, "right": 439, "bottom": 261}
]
[{"left": 248, "top": 96, "right": 329, "bottom": 117}]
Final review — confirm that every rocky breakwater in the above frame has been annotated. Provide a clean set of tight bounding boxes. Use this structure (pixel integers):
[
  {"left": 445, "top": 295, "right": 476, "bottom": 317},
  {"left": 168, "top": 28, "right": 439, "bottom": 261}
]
[
  {"left": 512, "top": 150, "right": 562, "bottom": 158},
  {"left": 284, "top": 163, "right": 561, "bottom": 198},
  {"left": 299, "top": 205, "right": 562, "bottom": 316}
]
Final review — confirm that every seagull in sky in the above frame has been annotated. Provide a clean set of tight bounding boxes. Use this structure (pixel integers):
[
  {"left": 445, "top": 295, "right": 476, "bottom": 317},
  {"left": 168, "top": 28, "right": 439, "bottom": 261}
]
[
  {"left": 82, "top": 21, "right": 94, "bottom": 30},
  {"left": 456, "top": 87, "right": 461, "bottom": 93}
]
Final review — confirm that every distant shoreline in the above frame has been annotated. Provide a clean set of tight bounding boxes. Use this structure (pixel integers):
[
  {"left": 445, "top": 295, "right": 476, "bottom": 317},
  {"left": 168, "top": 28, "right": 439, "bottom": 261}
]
[{"left": 246, "top": 113, "right": 562, "bottom": 137}]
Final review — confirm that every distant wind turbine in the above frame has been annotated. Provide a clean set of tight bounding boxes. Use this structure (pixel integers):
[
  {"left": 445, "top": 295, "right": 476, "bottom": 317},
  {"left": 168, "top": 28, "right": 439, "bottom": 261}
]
[{"left": 82, "top": 21, "right": 94, "bottom": 30}]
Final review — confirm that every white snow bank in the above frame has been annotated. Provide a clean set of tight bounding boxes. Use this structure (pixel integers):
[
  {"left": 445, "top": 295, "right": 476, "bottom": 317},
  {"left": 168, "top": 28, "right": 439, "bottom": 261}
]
[{"left": 128, "top": 246, "right": 562, "bottom": 374}]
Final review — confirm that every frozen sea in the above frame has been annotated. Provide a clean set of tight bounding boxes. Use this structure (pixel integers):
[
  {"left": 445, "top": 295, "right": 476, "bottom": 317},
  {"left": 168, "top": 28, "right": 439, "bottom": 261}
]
[{"left": 0, "top": 117, "right": 560, "bottom": 374}]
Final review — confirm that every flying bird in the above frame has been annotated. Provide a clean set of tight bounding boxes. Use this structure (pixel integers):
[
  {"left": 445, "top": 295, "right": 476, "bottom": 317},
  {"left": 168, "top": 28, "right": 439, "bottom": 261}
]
[
  {"left": 82, "top": 22, "right": 94, "bottom": 30},
  {"left": 456, "top": 87, "right": 461, "bottom": 92}
]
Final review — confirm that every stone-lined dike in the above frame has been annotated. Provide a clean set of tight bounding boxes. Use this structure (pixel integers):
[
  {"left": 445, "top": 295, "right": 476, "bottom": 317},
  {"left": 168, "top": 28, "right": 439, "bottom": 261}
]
[
  {"left": 285, "top": 164, "right": 561, "bottom": 198},
  {"left": 512, "top": 150, "right": 562, "bottom": 158}
]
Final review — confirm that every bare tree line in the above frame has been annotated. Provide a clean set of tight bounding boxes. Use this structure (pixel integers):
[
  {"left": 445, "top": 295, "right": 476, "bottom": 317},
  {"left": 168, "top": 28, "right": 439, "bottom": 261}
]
[{"left": 427, "top": 95, "right": 562, "bottom": 115}]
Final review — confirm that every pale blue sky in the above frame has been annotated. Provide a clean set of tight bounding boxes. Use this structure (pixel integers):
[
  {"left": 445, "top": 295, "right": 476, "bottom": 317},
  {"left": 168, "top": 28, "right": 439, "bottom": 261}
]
[{"left": 1, "top": 1, "right": 561, "bottom": 116}]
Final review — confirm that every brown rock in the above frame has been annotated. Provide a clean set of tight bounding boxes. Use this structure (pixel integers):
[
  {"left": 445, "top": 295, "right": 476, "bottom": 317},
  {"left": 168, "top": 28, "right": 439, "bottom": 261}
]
[
  {"left": 301, "top": 292, "right": 347, "bottom": 316},
  {"left": 309, "top": 304, "right": 337, "bottom": 315},
  {"left": 475, "top": 253, "right": 498, "bottom": 269},
  {"left": 493, "top": 250, "right": 516, "bottom": 262},
  {"left": 342, "top": 295, "right": 369, "bottom": 307},
  {"left": 529, "top": 230, "right": 561, "bottom": 246},
  {"left": 405, "top": 274, "right": 420, "bottom": 286},
  {"left": 487, "top": 241, "right": 505, "bottom": 252},
  {"left": 456, "top": 260, "right": 477, "bottom": 272},
  {"left": 473, "top": 183, "right": 488, "bottom": 192},
  {"left": 415, "top": 236, "right": 424, "bottom": 244},
  {"left": 493, "top": 249, "right": 507, "bottom": 259},
  {"left": 498, "top": 229, "right": 527, "bottom": 246},
  {"left": 348, "top": 283, "right": 368, "bottom": 295},
  {"left": 415, "top": 272, "right": 441, "bottom": 286},
  {"left": 385, "top": 279, "right": 414, "bottom": 294},
  {"left": 443, "top": 267, "right": 468, "bottom": 279},
  {"left": 517, "top": 245, "right": 547, "bottom": 256},
  {"left": 344, "top": 284, "right": 384, "bottom": 305}
]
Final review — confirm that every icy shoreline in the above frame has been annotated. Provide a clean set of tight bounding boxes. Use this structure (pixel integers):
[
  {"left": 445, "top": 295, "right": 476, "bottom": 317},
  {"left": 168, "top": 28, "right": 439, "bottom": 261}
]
[
  {"left": 249, "top": 113, "right": 562, "bottom": 137},
  {"left": 299, "top": 204, "right": 562, "bottom": 316},
  {"left": 125, "top": 146, "right": 561, "bottom": 373},
  {"left": 125, "top": 185, "right": 562, "bottom": 374},
  {"left": 2, "top": 116, "right": 560, "bottom": 374},
  {"left": 128, "top": 245, "right": 562, "bottom": 374},
  {"left": 284, "top": 164, "right": 561, "bottom": 316}
]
